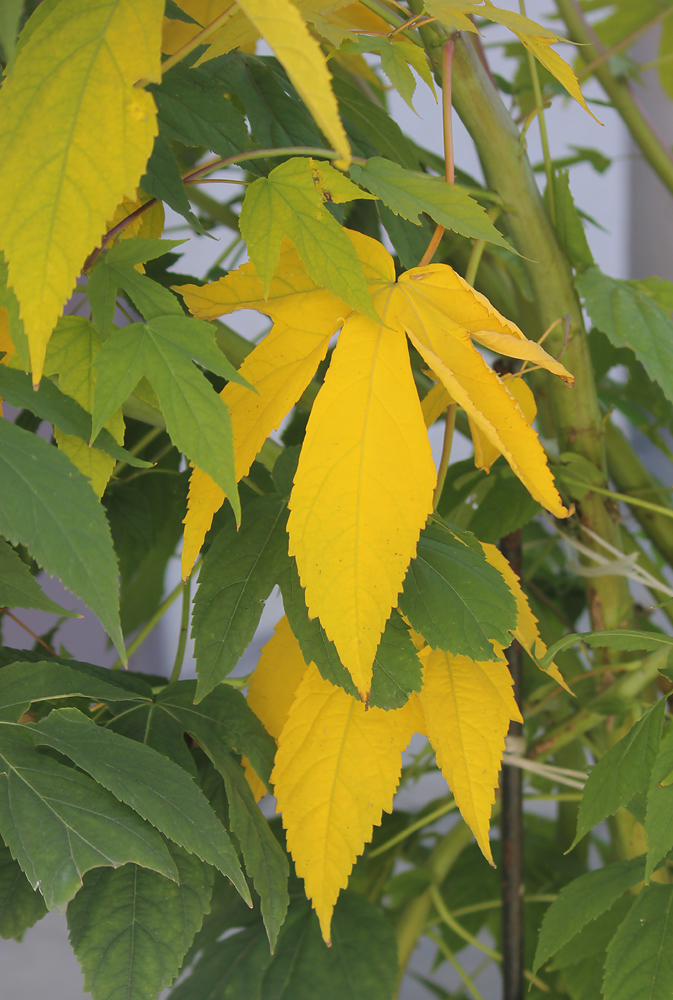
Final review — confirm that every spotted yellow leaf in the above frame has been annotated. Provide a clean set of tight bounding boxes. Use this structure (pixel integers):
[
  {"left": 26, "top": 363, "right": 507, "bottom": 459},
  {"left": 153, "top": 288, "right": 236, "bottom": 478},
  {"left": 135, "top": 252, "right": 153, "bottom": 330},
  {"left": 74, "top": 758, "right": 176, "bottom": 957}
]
[
  {"left": 0, "top": 0, "right": 163, "bottom": 382},
  {"left": 480, "top": 542, "right": 571, "bottom": 693},
  {"left": 243, "top": 615, "right": 310, "bottom": 800},
  {"left": 272, "top": 661, "right": 421, "bottom": 942},
  {"left": 417, "top": 646, "right": 521, "bottom": 862}
]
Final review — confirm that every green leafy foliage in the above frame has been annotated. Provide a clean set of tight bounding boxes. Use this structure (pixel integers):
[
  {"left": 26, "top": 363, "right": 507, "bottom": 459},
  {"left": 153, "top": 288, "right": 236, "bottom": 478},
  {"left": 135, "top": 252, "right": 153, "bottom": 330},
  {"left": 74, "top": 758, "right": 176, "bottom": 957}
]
[
  {"left": 141, "top": 134, "right": 206, "bottom": 234},
  {"left": 540, "top": 629, "right": 673, "bottom": 670},
  {"left": 67, "top": 842, "right": 214, "bottom": 1000},
  {"left": 399, "top": 518, "right": 517, "bottom": 659},
  {"left": 437, "top": 457, "right": 541, "bottom": 542},
  {"left": 603, "top": 883, "right": 673, "bottom": 1000},
  {"left": 0, "top": 539, "right": 74, "bottom": 616},
  {"left": 0, "top": 839, "right": 47, "bottom": 940},
  {"left": 545, "top": 169, "right": 594, "bottom": 269},
  {"left": 0, "top": 417, "right": 124, "bottom": 656},
  {"left": 645, "top": 731, "right": 673, "bottom": 878}
]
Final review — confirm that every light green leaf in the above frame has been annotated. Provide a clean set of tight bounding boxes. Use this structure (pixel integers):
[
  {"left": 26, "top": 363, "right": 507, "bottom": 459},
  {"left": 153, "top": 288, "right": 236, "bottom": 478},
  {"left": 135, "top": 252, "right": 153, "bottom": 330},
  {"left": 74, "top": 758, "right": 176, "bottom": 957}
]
[
  {"left": 533, "top": 856, "right": 647, "bottom": 972},
  {"left": 0, "top": 0, "right": 23, "bottom": 70},
  {"left": 576, "top": 266, "right": 673, "bottom": 405},
  {"left": 540, "top": 629, "right": 673, "bottom": 671},
  {"left": 0, "top": 724, "right": 176, "bottom": 910},
  {"left": 571, "top": 700, "right": 665, "bottom": 850},
  {"left": 399, "top": 518, "right": 517, "bottom": 660},
  {"left": 192, "top": 496, "right": 290, "bottom": 702},
  {"left": 67, "top": 841, "right": 213, "bottom": 1000},
  {"left": 200, "top": 741, "right": 289, "bottom": 950},
  {"left": 350, "top": 158, "right": 514, "bottom": 249},
  {"left": 0, "top": 837, "right": 47, "bottom": 941},
  {"left": 0, "top": 418, "right": 124, "bottom": 658},
  {"left": 0, "top": 538, "right": 75, "bottom": 617},
  {"left": 92, "top": 316, "right": 248, "bottom": 519},
  {"left": 645, "top": 732, "right": 673, "bottom": 879},
  {"left": 545, "top": 169, "right": 594, "bottom": 269},
  {"left": 28, "top": 708, "right": 250, "bottom": 901},
  {"left": 240, "top": 157, "right": 379, "bottom": 321},
  {"left": 604, "top": 883, "right": 673, "bottom": 1000}
]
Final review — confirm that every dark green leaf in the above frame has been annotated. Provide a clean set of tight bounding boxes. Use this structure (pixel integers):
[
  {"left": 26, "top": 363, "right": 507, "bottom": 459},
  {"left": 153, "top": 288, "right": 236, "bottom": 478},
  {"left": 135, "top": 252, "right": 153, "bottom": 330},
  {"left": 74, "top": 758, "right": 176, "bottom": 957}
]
[
  {"left": 370, "top": 610, "right": 422, "bottom": 710},
  {"left": 350, "top": 158, "right": 514, "bottom": 250},
  {"left": 92, "top": 316, "right": 246, "bottom": 517},
  {"left": 0, "top": 724, "right": 176, "bottom": 909},
  {"left": 399, "top": 518, "right": 517, "bottom": 659},
  {"left": 192, "top": 496, "right": 289, "bottom": 702},
  {"left": 548, "top": 895, "right": 633, "bottom": 970},
  {"left": 0, "top": 659, "right": 150, "bottom": 722},
  {"left": 164, "top": 0, "right": 201, "bottom": 23},
  {"left": 540, "top": 630, "right": 673, "bottom": 671},
  {"left": 0, "top": 537, "right": 75, "bottom": 616},
  {"left": 0, "top": 364, "right": 151, "bottom": 467},
  {"left": 272, "top": 445, "right": 300, "bottom": 498},
  {"left": 645, "top": 732, "right": 673, "bottom": 878},
  {"left": 150, "top": 62, "right": 248, "bottom": 158},
  {"left": 28, "top": 708, "right": 249, "bottom": 900},
  {"left": 533, "top": 856, "right": 647, "bottom": 972},
  {"left": 0, "top": 418, "right": 124, "bottom": 657},
  {"left": 604, "top": 883, "right": 673, "bottom": 1000},
  {"left": 333, "top": 77, "right": 419, "bottom": 169},
  {"left": 378, "top": 202, "right": 435, "bottom": 269},
  {"left": 576, "top": 267, "right": 673, "bottom": 405},
  {"left": 0, "top": 838, "right": 47, "bottom": 940},
  {"left": 67, "top": 842, "right": 213, "bottom": 1000},
  {"left": 141, "top": 133, "right": 207, "bottom": 234},
  {"left": 202, "top": 743, "right": 289, "bottom": 950},
  {"left": 438, "top": 459, "right": 541, "bottom": 543},
  {"left": 169, "top": 923, "right": 271, "bottom": 1000},
  {"left": 545, "top": 170, "right": 594, "bottom": 269},
  {"left": 571, "top": 700, "right": 665, "bottom": 848}
]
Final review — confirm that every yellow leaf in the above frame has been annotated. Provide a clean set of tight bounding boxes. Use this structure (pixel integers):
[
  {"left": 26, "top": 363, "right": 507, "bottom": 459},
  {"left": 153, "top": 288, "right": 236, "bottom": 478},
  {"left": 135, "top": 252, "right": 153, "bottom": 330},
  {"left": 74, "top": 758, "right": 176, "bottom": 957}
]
[
  {"left": 417, "top": 646, "right": 521, "bottom": 862},
  {"left": 218, "top": 0, "right": 351, "bottom": 167},
  {"left": 243, "top": 615, "right": 310, "bottom": 799},
  {"left": 272, "top": 662, "right": 419, "bottom": 942},
  {"left": 0, "top": 0, "right": 163, "bottom": 382},
  {"left": 162, "top": 1, "right": 257, "bottom": 55},
  {"left": 287, "top": 299, "right": 436, "bottom": 698},
  {"left": 177, "top": 241, "right": 347, "bottom": 577},
  {"left": 422, "top": 381, "right": 453, "bottom": 429},
  {"left": 516, "top": 32, "right": 599, "bottom": 121},
  {"left": 480, "top": 542, "right": 571, "bottom": 693},
  {"left": 0, "top": 307, "right": 15, "bottom": 364},
  {"left": 42, "top": 317, "right": 124, "bottom": 497},
  {"left": 470, "top": 374, "right": 536, "bottom": 474}
]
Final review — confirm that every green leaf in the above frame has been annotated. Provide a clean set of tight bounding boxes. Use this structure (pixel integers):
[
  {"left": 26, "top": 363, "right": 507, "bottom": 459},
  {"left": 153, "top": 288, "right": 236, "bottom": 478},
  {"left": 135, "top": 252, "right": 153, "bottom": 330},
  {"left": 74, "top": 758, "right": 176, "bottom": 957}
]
[
  {"left": 201, "top": 742, "right": 289, "bottom": 950},
  {"left": 571, "top": 699, "right": 665, "bottom": 849},
  {"left": 378, "top": 202, "right": 435, "bottom": 269},
  {"left": 150, "top": 62, "right": 248, "bottom": 158},
  {"left": 370, "top": 610, "right": 422, "bottom": 710},
  {"left": 0, "top": 724, "right": 177, "bottom": 910},
  {"left": 576, "top": 266, "right": 673, "bottom": 405},
  {"left": 263, "top": 891, "right": 398, "bottom": 999},
  {"left": 533, "top": 856, "right": 647, "bottom": 972},
  {"left": 164, "top": 0, "right": 201, "bottom": 24},
  {"left": 604, "top": 883, "right": 673, "bottom": 1000},
  {"left": 350, "top": 158, "right": 514, "bottom": 250},
  {"left": 539, "top": 629, "right": 673, "bottom": 671},
  {"left": 169, "top": 923, "right": 271, "bottom": 1000},
  {"left": 333, "top": 76, "right": 419, "bottom": 170},
  {"left": 0, "top": 0, "right": 23, "bottom": 70},
  {"left": 141, "top": 133, "right": 208, "bottom": 235},
  {"left": 0, "top": 538, "right": 75, "bottom": 616},
  {"left": 0, "top": 418, "right": 124, "bottom": 658},
  {"left": 645, "top": 731, "right": 673, "bottom": 879},
  {"left": 0, "top": 251, "right": 29, "bottom": 367},
  {"left": 192, "top": 496, "right": 290, "bottom": 702},
  {"left": 0, "top": 838, "right": 47, "bottom": 940},
  {"left": 28, "top": 708, "right": 250, "bottom": 900},
  {"left": 548, "top": 895, "right": 633, "bottom": 971},
  {"left": 87, "top": 237, "right": 186, "bottom": 335},
  {"left": 438, "top": 458, "right": 542, "bottom": 543},
  {"left": 0, "top": 659, "right": 149, "bottom": 723},
  {"left": 92, "top": 315, "right": 248, "bottom": 518},
  {"left": 399, "top": 518, "right": 517, "bottom": 660},
  {"left": 240, "top": 157, "right": 380, "bottom": 322},
  {"left": 67, "top": 841, "right": 213, "bottom": 1000},
  {"left": 545, "top": 169, "right": 594, "bottom": 269},
  {"left": 0, "top": 363, "right": 151, "bottom": 467}
]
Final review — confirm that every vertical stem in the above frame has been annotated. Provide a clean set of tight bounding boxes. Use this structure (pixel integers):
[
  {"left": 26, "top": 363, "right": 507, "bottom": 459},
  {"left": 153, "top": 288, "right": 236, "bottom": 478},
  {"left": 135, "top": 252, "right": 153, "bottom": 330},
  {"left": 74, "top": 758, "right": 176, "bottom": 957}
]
[
  {"left": 419, "top": 39, "right": 454, "bottom": 266},
  {"left": 433, "top": 403, "right": 457, "bottom": 508},
  {"left": 500, "top": 529, "right": 524, "bottom": 1000},
  {"left": 520, "top": 0, "right": 555, "bottom": 223},
  {"left": 170, "top": 574, "right": 192, "bottom": 684}
]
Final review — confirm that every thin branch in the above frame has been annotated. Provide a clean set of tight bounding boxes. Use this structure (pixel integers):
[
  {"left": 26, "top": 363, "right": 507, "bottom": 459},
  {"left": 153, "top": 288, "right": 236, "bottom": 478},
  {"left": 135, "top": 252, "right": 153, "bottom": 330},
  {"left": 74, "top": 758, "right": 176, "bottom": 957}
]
[
  {"left": 0, "top": 609, "right": 58, "bottom": 656},
  {"left": 136, "top": 7, "right": 238, "bottom": 87},
  {"left": 419, "top": 39, "right": 454, "bottom": 266}
]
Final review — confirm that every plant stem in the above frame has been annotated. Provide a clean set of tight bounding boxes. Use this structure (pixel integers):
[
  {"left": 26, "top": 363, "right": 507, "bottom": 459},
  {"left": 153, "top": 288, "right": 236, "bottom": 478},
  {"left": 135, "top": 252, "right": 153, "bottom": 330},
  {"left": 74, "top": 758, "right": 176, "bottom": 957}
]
[
  {"left": 427, "top": 930, "right": 487, "bottom": 1000},
  {"left": 419, "top": 39, "right": 454, "bottom": 266},
  {"left": 520, "top": 0, "right": 554, "bottom": 223},
  {"left": 464, "top": 206, "right": 500, "bottom": 285},
  {"left": 113, "top": 426, "right": 163, "bottom": 478},
  {"left": 368, "top": 798, "right": 457, "bottom": 858},
  {"left": 433, "top": 404, "right": 456, "bottom": 508},
  {"left": 170, "top": 574, "right": 192, "bottom": 684},
  {"left": 0, "top": 609, "right": 58, "bottom": 655},
  {"left": 136, "top": 7, "right": 238, "bottom": 86},
  {"left": 555, "top": 0, "right": 673, "bottom": 198}
]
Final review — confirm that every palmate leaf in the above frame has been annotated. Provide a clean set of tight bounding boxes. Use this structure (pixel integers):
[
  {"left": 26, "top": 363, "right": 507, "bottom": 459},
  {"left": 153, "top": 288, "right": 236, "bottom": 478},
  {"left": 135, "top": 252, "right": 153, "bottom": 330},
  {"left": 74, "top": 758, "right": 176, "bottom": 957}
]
[
  {"left": 0, "top": 418, "right": 124, "bottom": 657},
  {"left": 333, "top": 76, "right": 420, "bottom": 170},
  {"left": 350, "top": 158, "right": 513, "bottom": 249},
  {"left": 0, "top": 539, "right": 75, "bottom": 618},
  {"left": 604, "top": 883, "right": 673, "bottom": 1000},
  {"left": 0, "top": 0, "right": 164, "bottom": 380},
  {"left": 272, "top": 662, "right": 421, "bottom": 942},
  {"left": 141, "top": 133, "right": 207, "bottom": 234},
  {"left": 0, "top": 724, "right": 176, "bottom": 911},
  {"left": 0, "top": 839, "right": 47, "bottom": 941},
  {"left": 67, "top": 841, "right": 214, "bottom": 1000},
  {"left": 27, "top": 708, "right": 250, "bottom": 901},
  {"left": 192, "top": 496, "right": 290, "bottom": 702}
]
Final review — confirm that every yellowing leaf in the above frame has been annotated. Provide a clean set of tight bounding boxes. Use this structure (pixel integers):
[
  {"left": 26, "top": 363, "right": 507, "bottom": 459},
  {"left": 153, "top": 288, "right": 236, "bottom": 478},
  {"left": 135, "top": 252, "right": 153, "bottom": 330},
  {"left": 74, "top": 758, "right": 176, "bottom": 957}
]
[
  {"left": 480, "top": 542, "right": 571, "bottom": 693},
  {"left": 177, "top": 241, "right": 347, "bottom": 577},
  {"left": 272, "top": 662, "right": 419, "bottom": 942},
  {"left": 287, "top": 302, "right": 436, "bottom": 699},
  {"left": 243, "top": 615, "right": 310, "bottom": 799},
  {"left": 470, "top": 375, "right": 536, "bottom": 473},
  {"left": 422, "top": 381, "right": 454, "bottom": 428},
  {"left": 0, "top": 0, "right": 163, "bottom": 382},
  {"left": 515, "top": 33, "right": 599, "bottom": 121},
  {"left": 417, "top": 646, "right": 521, "bottom": 862},
  {"left": 0, "top": 307, "right": 15, "bottom": 363}
]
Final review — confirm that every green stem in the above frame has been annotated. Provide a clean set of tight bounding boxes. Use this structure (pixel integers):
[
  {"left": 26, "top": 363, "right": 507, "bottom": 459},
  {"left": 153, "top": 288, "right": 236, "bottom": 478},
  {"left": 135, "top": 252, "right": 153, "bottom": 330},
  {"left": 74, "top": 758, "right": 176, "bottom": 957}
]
[
  {"left": 427, "top": 930, "right": 487, "bottom": 1000},
  {"left": 112, "top": 426, "right": 162, "bottom": 478},
  {"left": 555, "top": 0, "right": 673, "bottom": 198},
  {"left": 520, "top": 0, "right": 554, "bottom": 222},
  {"left": 137, "top": 7, "right": 238, "bottom": 85},
  {"left": 170, "top": 575, "right": 192, "bottom": 684},
  {"left": 368, "top": 798, "right": 457, "bottom": 858},
  {"left": 433, "top": 404, "right": 456, "bottom": 508},
  {"left": 464, "top": 206, "right": 501, "bottom": 285}
]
